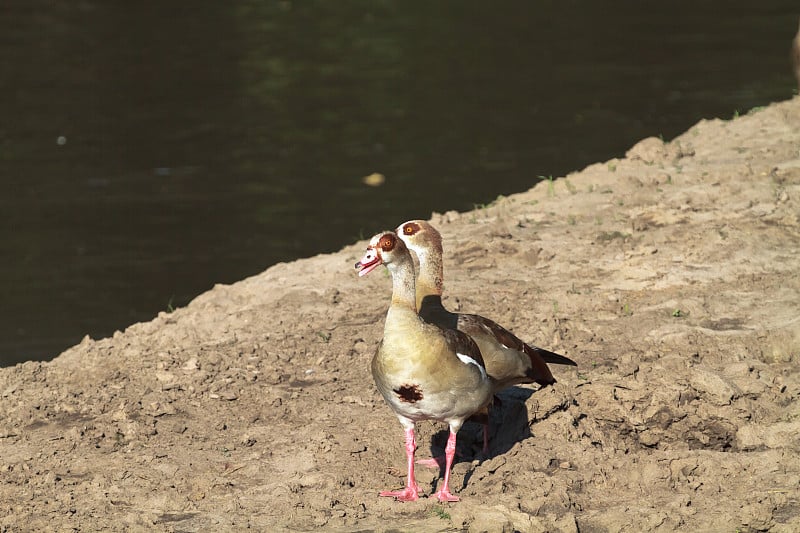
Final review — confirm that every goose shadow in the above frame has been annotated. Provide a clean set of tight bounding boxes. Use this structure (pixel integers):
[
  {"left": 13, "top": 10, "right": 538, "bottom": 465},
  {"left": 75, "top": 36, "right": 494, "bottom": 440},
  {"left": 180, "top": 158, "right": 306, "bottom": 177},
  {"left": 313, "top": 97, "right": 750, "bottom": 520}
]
[{"left": 423, "top": 385, "right": 540, "bottom": 490}]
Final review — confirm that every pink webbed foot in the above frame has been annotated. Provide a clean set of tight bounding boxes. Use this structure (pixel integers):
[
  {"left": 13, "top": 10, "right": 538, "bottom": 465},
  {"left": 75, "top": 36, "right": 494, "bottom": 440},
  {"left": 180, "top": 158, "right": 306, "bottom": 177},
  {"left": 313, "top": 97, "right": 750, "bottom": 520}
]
[
  {"left": 382, "top": 426, "right": 421, "bottom": 502},
  {"left": 430, "top": 488, "right": 460, "bottom": 502},
  {"left": 430, "top": 430, "right": 461, "bottom": 502},
  {"left": 379, "top": 485, "right": 420, "bottom": 502}
]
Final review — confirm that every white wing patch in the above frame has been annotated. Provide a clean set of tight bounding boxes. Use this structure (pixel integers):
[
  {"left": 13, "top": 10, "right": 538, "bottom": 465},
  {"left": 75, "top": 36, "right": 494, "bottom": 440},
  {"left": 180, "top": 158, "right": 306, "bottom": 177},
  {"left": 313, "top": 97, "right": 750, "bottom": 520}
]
[{"left": 456, "top": 352, "right": 487, "bottom": 380}]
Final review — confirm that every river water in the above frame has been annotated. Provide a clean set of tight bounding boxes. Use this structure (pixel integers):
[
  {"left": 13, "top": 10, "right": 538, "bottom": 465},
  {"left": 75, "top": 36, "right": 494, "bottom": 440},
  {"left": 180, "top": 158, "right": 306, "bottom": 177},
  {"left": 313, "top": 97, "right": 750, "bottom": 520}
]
[{"left": 2, "top": 2, "right": 798, "bottom": 365}]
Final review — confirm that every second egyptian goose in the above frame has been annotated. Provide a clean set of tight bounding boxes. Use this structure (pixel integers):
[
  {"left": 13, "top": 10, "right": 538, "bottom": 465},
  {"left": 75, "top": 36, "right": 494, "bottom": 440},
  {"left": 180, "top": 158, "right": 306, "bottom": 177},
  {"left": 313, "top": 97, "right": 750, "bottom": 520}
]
[
  {"left": 396, "top": 220, "right": 577, "bottom": 391},
  {"left": 356, "top": 231, "right": 494, "bottom": 502}
]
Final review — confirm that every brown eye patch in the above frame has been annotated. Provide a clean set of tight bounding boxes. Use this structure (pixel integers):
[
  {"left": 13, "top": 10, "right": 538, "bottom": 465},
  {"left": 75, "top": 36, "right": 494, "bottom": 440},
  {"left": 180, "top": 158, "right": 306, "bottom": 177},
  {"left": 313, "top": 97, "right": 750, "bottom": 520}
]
[
  {"left": 378, "top": 233, "right": 396, "bottom": 251},
  {"left": 403, "top": 222, "right": 420, "bottom": 235}
]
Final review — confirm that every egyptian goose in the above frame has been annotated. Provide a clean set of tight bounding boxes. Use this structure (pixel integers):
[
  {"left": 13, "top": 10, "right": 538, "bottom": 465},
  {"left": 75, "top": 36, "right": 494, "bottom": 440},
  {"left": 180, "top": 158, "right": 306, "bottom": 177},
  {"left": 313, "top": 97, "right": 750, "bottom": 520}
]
[
  {"left": 396, "top": 220, "right": 577, "bottom": 392},
  {"left": 356, "top": 231, "right": 494, "bottom": 502}
]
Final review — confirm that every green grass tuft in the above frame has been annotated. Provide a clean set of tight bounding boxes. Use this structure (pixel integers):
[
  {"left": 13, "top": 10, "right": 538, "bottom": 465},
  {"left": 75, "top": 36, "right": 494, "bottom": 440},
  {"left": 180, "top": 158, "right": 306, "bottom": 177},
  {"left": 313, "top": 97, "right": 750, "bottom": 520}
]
[
  {"left": 539, "top": 175, "right": 556, "bottom": 197},
  {"left": 431, "top": 506, "right": 451, "bottom": 520}
]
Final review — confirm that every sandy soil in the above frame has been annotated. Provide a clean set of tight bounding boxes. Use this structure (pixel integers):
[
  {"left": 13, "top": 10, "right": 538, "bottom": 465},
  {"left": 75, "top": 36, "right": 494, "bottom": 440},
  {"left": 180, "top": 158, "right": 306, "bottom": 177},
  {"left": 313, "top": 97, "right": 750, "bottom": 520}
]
[{"left": 2, "top": 97, "right": 800, "bottom": 533}]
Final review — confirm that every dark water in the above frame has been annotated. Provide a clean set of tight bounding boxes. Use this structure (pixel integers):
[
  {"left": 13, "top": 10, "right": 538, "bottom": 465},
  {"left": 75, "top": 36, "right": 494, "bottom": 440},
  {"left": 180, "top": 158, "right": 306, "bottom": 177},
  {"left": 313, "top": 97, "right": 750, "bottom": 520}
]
[{"left": 2, "top": 2, "right": 798, "bottom": 366}]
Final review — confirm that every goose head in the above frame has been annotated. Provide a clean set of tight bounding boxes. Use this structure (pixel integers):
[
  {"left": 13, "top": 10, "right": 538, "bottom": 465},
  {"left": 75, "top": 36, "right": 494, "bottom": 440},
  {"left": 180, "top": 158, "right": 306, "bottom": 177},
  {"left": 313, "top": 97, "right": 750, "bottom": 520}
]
[
  {"left": 355, "top": 231, "right": 408, "bottom": 277},
  {"left": 395, "top": 220, "right": 443, "bottom": 260}
]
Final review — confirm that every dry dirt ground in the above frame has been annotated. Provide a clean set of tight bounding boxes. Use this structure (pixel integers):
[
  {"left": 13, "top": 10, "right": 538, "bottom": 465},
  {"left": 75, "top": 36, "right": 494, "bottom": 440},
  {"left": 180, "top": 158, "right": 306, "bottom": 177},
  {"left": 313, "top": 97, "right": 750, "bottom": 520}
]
[{"left": 2, "top": 97, "right": 800, "bottom": 533}]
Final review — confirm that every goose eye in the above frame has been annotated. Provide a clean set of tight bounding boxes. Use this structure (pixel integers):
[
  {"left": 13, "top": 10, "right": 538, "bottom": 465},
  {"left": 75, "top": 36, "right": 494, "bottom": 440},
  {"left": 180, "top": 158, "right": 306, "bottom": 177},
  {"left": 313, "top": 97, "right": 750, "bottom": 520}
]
[{"left": 380, "top": 233, "right": 396, "bottom": 251}]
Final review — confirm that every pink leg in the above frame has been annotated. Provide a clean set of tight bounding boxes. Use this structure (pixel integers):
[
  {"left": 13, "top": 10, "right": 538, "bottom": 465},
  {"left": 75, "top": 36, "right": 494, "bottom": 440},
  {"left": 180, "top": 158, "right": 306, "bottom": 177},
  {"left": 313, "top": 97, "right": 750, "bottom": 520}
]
[
  {"left": 379, "top": 427, "right": 420, "bottom": 501},
  {"left": 431, "top": 431, "right": 460, "bottom": 502},
  {"left": 482, "top": 399, "right": 495, "bottom": 455},
  {"left": 418, "top": 422, "right": 489, "bottom": 469}
]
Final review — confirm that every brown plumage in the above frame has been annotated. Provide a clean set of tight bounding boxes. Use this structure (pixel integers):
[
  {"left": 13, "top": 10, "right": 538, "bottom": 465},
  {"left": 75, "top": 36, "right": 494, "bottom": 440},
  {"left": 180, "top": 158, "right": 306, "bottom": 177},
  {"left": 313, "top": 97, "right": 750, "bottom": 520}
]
[{"left": 356, "top": 231, "right": 493, "bottom": 502}]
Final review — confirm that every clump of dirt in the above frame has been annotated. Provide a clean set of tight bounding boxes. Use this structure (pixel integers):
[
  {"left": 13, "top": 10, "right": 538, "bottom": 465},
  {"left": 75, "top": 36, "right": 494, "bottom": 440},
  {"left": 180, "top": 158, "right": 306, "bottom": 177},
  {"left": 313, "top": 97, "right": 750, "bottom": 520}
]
[{"left": 2, "top": 98, "right": 800, "bottom": 532}]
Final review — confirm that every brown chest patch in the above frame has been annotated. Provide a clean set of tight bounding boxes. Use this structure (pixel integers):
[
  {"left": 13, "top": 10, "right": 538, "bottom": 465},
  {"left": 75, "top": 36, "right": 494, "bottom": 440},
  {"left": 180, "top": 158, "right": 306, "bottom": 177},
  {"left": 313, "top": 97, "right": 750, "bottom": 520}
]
[{"left": 393, "top": 384, "right": 423, "bottom": 403}]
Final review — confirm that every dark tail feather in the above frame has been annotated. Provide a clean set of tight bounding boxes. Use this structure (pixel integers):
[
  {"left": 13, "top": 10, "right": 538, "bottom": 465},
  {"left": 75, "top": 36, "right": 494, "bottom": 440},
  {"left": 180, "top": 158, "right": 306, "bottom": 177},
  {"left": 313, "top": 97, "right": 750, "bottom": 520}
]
[{"left": 526, "top": 345, "right": 577, "bottom": 366}]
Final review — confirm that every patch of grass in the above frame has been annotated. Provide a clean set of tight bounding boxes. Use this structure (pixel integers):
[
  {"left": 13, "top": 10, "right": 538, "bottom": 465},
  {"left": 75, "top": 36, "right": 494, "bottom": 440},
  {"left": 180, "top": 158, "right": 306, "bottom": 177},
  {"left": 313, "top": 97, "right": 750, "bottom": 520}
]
[
  {"left": 474, "top": 194, "right": 504, "bottom": 211},
  {"left": 623, "top": 303, "right": 632, "bottom": 316},
  {"left": 166, "top": 296, "right": 176, "bottom": 313},
  {"left": 607, "top": 162, "right": 617, "bottom": 173},
  {"left": 317, "top": 331, "right": 332, "bottom": 343},
  {"left": 732, "top": 109, "right": 740, "bottom": 119},
  {"left": 596, "top": 230, "right": 630, "bottom": 243},
  {"left": 431, "top": 506, "right": 451, "bottom": 520},
  {"left": 564, "top": 179, "right": 577, "bottom": 195},
  {"left": 568, "top": 214, "right": 577, "bottom": 225}
]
